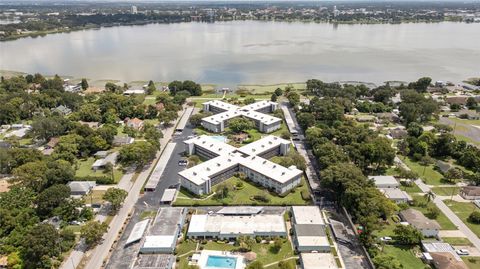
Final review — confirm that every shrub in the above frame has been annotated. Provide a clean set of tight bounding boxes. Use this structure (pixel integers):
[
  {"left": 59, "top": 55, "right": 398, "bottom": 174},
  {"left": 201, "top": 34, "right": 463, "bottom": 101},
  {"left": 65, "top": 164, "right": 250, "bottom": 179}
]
[
  {"left": 426, "top": 205, "right": 440, "bottom": 219},
  {"left": 75, "top": 175, "right": 114, "bottom": 185},
  {"left": 301, "top": 190, "right": 311, "bottom": 201},
  {"left": 468, "top": 211, "right": 480, "bottom": 224}
]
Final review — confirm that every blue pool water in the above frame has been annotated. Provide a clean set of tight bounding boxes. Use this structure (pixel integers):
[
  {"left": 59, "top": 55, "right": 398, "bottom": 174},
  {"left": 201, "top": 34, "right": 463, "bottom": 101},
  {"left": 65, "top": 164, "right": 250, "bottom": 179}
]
[
  {"left": 210, "top": 136, "right": 227, "bottom": 143},
  {"left": 206, "top": 255, "right": 237, "bottom": 269}
]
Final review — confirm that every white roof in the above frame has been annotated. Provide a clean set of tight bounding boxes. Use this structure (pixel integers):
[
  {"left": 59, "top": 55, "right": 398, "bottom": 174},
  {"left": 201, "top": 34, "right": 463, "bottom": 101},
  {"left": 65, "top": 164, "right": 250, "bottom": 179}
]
[
  {"left": 204, "top": 100, "right": 239, "bottom": 111},
  {"left": 179, "top": 152, "right": 242, "bottom": 186},
  {"left": 142, "top": 235, "right": 176, "bottom": 249},
  {"left": 188, "top": 214, "right": 286, "bottom": 236},
  {"left": 160, "top": 189, "right": 177, "bottom": 202},
  {"left": 301, "top": 253, "right": 338, "bottom": 269},
  {"left": 297, "top": 236, "right": 330, "bottom": 248},
  {"left": 201, "top": 100, "right": 281, "bottom": 126},
  {"left": 184, "top": 135, "right": 237, "bottom": 156},
  {"left": 179, "top": 151, "right": 302, "bottom": 186},
  {"left": 126, "top": 219, "right": 150, "bottom": 245},
  {"left": 292, "top": 206, "right": 325, "bottom": 225},
  {"left": 237, "top": 135, "right": 290, "bottom": 156},
  {"left": 369, "top": 175, "right": 399, "bottom": 187},
  {"left": 241, "top": 100, "right": 276, "bottom": 111},
  {"left": 382, "top": 188, "right": 412, "bottom": 200}
]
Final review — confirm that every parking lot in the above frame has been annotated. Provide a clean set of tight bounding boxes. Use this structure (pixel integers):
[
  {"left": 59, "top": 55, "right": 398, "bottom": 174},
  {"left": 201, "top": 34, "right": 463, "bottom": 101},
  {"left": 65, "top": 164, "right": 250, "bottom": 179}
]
[{"left": 106, "top": 124, "right": 195, "bottom": 269}]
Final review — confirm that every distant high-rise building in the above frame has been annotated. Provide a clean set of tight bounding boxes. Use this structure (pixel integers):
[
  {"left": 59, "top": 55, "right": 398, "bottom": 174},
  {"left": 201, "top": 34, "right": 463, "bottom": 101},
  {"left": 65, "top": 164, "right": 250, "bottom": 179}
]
[
  {"left": 333, "top": 6, "right": 339, "bottom": 17},
  {"left": 131, "top": 6, "right": 138, "bottom": 14}
]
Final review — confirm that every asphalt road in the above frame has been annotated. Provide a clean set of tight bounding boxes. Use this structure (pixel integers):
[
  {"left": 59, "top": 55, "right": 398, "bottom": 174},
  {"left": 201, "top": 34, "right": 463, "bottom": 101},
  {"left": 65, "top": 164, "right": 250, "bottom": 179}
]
[{"left": 105, "top": 123, "right": 195, "bottom": 269}]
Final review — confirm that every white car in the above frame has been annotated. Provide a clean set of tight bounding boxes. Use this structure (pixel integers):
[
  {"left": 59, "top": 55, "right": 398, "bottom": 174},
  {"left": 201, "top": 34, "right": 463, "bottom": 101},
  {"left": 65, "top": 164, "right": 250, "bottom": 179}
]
[
  {"left": 456, "top": 249, "right": 469, "bottom": 256},
  {"left": 380, "top": 236, "right": 392, "bottom": 242}
]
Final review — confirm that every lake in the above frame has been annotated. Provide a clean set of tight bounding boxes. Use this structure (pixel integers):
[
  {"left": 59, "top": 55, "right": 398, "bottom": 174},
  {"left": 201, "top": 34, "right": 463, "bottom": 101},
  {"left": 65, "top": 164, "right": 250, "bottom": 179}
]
[{"left": 0, "top": 21, "right": 479, "bottom": 86}]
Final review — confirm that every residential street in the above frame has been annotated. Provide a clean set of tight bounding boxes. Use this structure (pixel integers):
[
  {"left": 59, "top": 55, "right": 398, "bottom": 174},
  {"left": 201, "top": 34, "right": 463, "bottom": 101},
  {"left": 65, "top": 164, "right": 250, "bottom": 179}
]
[
  {"left": 395, "top": 156, "right": 480, "bottom": 251},
  {"left": 415, "top": 179, "right": 480, "bottom": 251}
]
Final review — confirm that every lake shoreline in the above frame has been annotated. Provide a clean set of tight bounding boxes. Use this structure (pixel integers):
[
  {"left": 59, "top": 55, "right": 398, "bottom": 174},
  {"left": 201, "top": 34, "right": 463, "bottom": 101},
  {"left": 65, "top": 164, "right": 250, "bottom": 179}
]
[{"left": 0, "top": 18, "right": 470, "bottom": 43}]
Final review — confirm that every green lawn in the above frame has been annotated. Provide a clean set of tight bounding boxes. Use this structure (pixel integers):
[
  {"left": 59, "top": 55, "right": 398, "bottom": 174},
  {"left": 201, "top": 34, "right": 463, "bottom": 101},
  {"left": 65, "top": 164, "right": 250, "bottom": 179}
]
[
  {"left": 75, "top": 157, "right": 124, "bottom": 183},
  {"left": 139, "top": 210, "right": 157, "bottom": 220},
  {"left": 84, "top": 189, "right": 106, "bottom": 205},
  {"left": 442, "top": 237, "right": 473, "bottom": 246},
  {"left": 454, "top": 134, "right": 480, "bottom": 147},
  {"left": 400, "top": 183, "right": 423, "bottom": 194},
  {"left": 174, "top": 177, "right": 311, "bottom": 206},
  {"left": 463, "top": 257, "right": 480, "bottom": 269},
  {"left": 431, "top": 186, "right": 460, "bottom": 196},
  {"left": 445, "top": 201, "right": 480, "bottom": 237},
  {"left": 402, "top": 157, "right": 445, "bottom": 186},
  {"left": 410, "top": 194, "right": 456, "bottom": 230},
  {"left": 237, "top": 83, "right": 306, "bottom": 94},
  {"left": 382, "top": 245, "right": 425, "bottom": 269}
]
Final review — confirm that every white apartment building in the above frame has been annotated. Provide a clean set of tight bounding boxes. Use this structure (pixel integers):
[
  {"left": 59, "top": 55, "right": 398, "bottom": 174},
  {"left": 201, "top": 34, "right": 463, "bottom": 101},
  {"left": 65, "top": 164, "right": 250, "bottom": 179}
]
[
  {"left": 201, "top": 100, "right": 281, "bottom": 133},
  {"left": 179, "top": 135, "right": 302, "bottom": 195}
]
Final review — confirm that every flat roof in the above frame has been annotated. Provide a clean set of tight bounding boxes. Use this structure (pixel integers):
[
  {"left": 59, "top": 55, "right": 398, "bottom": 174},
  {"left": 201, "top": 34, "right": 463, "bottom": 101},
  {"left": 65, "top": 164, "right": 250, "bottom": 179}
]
[
  {"left": 241, "top": 100, "right": 276, "bottom": 111},
  {"left": 292, "top": 206, "right": 325, "bottom": 225},
  {"left": 369, "top": 175, "right": 399, "bottom": 186},
  {"left": 160, "top": 189, "right": 177, "bottom": 203},
  {"left": 216, "top": 206, "right": 263, "bottom": 215},
  {"left": 134, "top": 254, "right": 173, "bottom": 269},
  {"left": 176, "top": 107, "right": 194, "bottom": 130},
  {"left": 297, "top": 236, "right": 330, "bottom": 248},
  {"left": 179, "top": 151, "right": 302, "bottom": 186},
  {"left": 295, "top": 224, "right": 326, "bottom": 237},
  {"left": 145, "top": 143, "right": 176, "bottom": 190},
  {"left": 201, "top": 100, "right": 281, "bottom": 126},
  {"left": 148, "top": 207, "right": 185, "bottom": 236},
  {"left": 301, "top": 253, "right": 338, "bottom": 269},
  {"left": 237, "top": 135, "right": 290, "bottom": 156},
  {"left": 204, "top": 100, "right": 239, "bottom": 111},
  {"left": 142, "top": 235, "right": 176, "bottom": 249},
  {"left": 188, "top": 214, "right": 286, "bottom": 236},
  {"left": 382, "top": 188, "right": 412, "bottom": 200},
  {"left": 184, "top": 135, "right": 237, "bottom": 156},
  {"left": 126, "top": 219, "right": 150, "bottom": 245}
]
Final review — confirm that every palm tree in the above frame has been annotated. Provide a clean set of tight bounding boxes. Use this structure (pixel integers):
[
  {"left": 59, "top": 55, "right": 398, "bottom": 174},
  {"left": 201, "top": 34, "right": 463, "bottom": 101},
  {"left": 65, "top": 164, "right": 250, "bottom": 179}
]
[{"left": 424, "top": 191, "right": 435, "bottom": 204}]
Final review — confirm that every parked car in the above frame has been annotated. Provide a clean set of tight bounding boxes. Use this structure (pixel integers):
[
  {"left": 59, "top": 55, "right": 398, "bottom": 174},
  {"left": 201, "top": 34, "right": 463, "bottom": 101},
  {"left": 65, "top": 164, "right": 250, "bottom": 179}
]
[
  {"left": 178, "top": 159, "right": 188, "bottom": 166},
  {"left": 456, "top": 249, "right": 469, "bottom": 256},
  {"left": 380, "top": 236, "right": 392, "bottom": 242}
]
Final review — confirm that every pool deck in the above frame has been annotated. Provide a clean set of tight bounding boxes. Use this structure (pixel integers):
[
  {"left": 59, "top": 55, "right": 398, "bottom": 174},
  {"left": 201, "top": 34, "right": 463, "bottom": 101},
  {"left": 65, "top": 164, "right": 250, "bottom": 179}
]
[{"left": 191, "top": 250, "right": 246, "bottom": 269}]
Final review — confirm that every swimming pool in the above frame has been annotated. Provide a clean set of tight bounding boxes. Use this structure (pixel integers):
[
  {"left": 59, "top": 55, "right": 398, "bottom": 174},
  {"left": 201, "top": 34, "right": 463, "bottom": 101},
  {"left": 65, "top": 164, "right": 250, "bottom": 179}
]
[
  {"left": 206, "top": 255, "right": 237, "bottom": 269},
  {"left": 210, "top": 136, "right": 227, "bottom": 143}
]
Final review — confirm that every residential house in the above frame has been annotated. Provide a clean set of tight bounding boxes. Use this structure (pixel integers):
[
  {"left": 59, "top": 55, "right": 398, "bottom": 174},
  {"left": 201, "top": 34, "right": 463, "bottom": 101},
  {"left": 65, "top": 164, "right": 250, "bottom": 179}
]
[
  {"left": 126, "top": 118, "right": 144, "bottom": 130},
  {"left": 400, "top": 209, "right": 440, "bottom": 238},
  {"left": 94, "top": 151, "right": 109, "bottom": 159},
  {"left": 67, "top": 181, "right": 96, "bottom": 196},
  {"left": 430, "top": 252, "right": 468, "bottom": 269},
  {"left": 389, "top": 128, "right": 408, "bottom": 139},
  {"left": 91, "top": 152, "right": 118, "bottom": 171},
  {"left": 422, "top": 241, "right": 468, "bottom": 269},
  {"left": 381, "top": 188, "right": 412, "bottom": 204},
  {"left": 112, "top": 136, "right": 134, "bottom": 146},
  {"left": 459, "top": 186, "right": 480, "bottom": 200},
  {"left": 79, "top": 121, "right": 101, "bottom": 129},
  {"left": 52, "top": 105, "right": 72, "bottom": 115}
]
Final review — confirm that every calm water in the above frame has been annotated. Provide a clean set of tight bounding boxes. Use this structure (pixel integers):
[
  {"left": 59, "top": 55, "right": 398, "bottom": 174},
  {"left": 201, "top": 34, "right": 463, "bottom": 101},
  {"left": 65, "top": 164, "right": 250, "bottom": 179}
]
[{"left": 1, "top": 21, "right": 479, "bottom": 86}]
